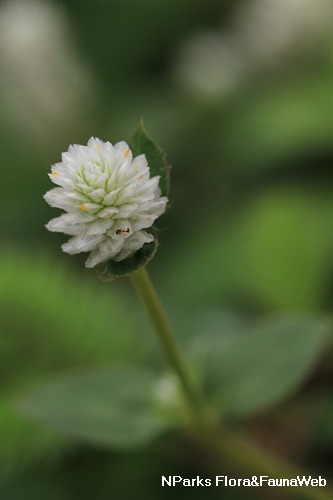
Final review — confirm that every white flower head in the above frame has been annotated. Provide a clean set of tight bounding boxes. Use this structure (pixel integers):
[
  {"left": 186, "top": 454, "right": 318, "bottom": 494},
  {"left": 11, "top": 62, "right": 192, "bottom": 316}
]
[{"left": 44, "top": 137, "right": 168, "bottom": 268}]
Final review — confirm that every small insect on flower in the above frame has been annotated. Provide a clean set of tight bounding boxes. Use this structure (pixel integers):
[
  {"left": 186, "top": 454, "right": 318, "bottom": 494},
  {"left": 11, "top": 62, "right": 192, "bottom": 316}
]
[{"left": 44, "top": 137, "right": 168, "bottom": 268}]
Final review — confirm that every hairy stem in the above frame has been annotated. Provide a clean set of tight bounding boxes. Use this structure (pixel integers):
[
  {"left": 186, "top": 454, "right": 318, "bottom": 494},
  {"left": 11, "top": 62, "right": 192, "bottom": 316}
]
[
  {"left": 130, "top": 267, "right": 207, "bottom": 429},
  {"left": 130, "top": 266, "right": 331, "bottom": 500}
]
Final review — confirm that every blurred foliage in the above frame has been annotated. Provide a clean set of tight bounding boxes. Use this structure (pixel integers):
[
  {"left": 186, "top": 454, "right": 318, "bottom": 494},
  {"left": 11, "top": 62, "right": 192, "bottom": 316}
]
[
  {"left": 1, "top": 0, "right": 332, "bottom": 499},
  {"left": 0, "top": 249, "right": 156, "bottom": 482},
  {"left": 19, "top": 367, "right": 171, "bottom": 449},
  {"left": 169, "top": 187, "right": 333, "bottom": 310},
  {"left": 202, "top": 316, "right": 331, "bottom": 416}
]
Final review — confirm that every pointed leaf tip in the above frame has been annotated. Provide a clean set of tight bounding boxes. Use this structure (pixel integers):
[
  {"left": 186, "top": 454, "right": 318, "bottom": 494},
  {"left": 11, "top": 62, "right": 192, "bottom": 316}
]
[{"left": 130, "top": 123, "right": 171, "bottom": 199}]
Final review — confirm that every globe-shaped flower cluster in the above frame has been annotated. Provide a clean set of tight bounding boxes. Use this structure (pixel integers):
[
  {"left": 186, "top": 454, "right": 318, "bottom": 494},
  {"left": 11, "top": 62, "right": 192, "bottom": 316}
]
[{"left": 44, "top": 137, "right": 168, "bottom": 268}]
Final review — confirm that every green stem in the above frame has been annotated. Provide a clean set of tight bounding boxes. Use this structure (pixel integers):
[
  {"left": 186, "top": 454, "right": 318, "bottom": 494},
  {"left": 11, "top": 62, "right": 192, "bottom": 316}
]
[
  {"left": 130, "top": 267, "right": 206, "bottom": 429},
  {"left": 199, "top": 428, "right": 332, "bottom": 500},
  {"left": 130, "top": 266, "right": 332, "bottom": 500}
]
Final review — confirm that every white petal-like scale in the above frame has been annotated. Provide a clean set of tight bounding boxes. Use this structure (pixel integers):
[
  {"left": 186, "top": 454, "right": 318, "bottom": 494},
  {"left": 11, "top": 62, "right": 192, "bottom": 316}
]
[
  {"left": 85, "top": 249, "right": 105, "bottom": 269},
  {"left": 98, "top": 207, "right": 120, "bottom": 219},
  {"left": 89, "top": 188, "right": 105, "bottom": 203},
  {"left": 62, "top": 234, "right": 105, "bottom": 255},
  {"left": 46, "top": 215, "right": 84, "bottom": 235},
  {"left": 98, "top": 237, "right": 124, "bottom": 259},
  {"left": 103, "top": 189, "right": 121, "bottom": 205},
  {"left": 116, "top": 203, "right": 138, "bottom": 219},
  {"left": 86, "top": 219, "right": 114, "bottom": 236},
  {"left": 44, "top": 137, "right": 168, "bottom": 267},
  {"left": 131, "top": 215, "right": 155, "bottom": 232},
  {"left": 113, "top": 231, "right": 154, "bottom": 262}
]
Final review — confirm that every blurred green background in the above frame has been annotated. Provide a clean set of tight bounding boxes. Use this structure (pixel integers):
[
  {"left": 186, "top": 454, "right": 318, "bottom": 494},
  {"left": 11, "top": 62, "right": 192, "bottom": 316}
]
[{"left": 1, "top": 0, "right": 332, "bottom": 499}]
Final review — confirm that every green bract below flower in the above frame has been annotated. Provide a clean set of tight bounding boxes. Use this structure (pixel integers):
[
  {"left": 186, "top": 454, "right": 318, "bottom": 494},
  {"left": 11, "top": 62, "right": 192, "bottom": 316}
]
[{"left": 44, "top": 137, "right": 168, "bottom": 268}]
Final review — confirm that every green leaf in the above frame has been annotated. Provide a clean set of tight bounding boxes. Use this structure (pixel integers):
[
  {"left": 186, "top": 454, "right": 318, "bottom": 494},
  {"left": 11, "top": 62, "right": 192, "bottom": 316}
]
[
  {"left": 1, "top": 249, "right": 152, "bottom": 478},
  {"left": 0, "top": 396, "right": 67, "bottom": 484},
  {"left": 18, "top": 367, "right": 169, "bottom": 450},
  {"left": 130, "top": 122, "right": 171, "bottom": 198},
  {"left": 95, "top": 235, "right": 158, "bottom": 281},
  {"left": 204, "top": 317, "right": 331, "bottom": 417}
]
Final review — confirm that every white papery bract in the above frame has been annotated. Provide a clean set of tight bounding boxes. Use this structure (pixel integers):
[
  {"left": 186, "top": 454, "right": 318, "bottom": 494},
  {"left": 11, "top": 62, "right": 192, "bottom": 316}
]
[{"left": 44, "top": 137, "right": 168, "bottom": 268}]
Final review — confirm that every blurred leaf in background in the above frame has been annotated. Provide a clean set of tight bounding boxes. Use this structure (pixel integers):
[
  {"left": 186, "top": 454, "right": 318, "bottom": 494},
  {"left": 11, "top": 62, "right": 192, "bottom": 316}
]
[
  {"left": 1, "top": 0, "right": 332, "bottom": 498},
  {"left": 18, "top": 367, "right": 171, "bottom": 449},
  {"left": 202, "top": 316, "right": 331, "bottom": 416},
  {"left": 1, "top": 249, "right": 157, "bottom": 481}
]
